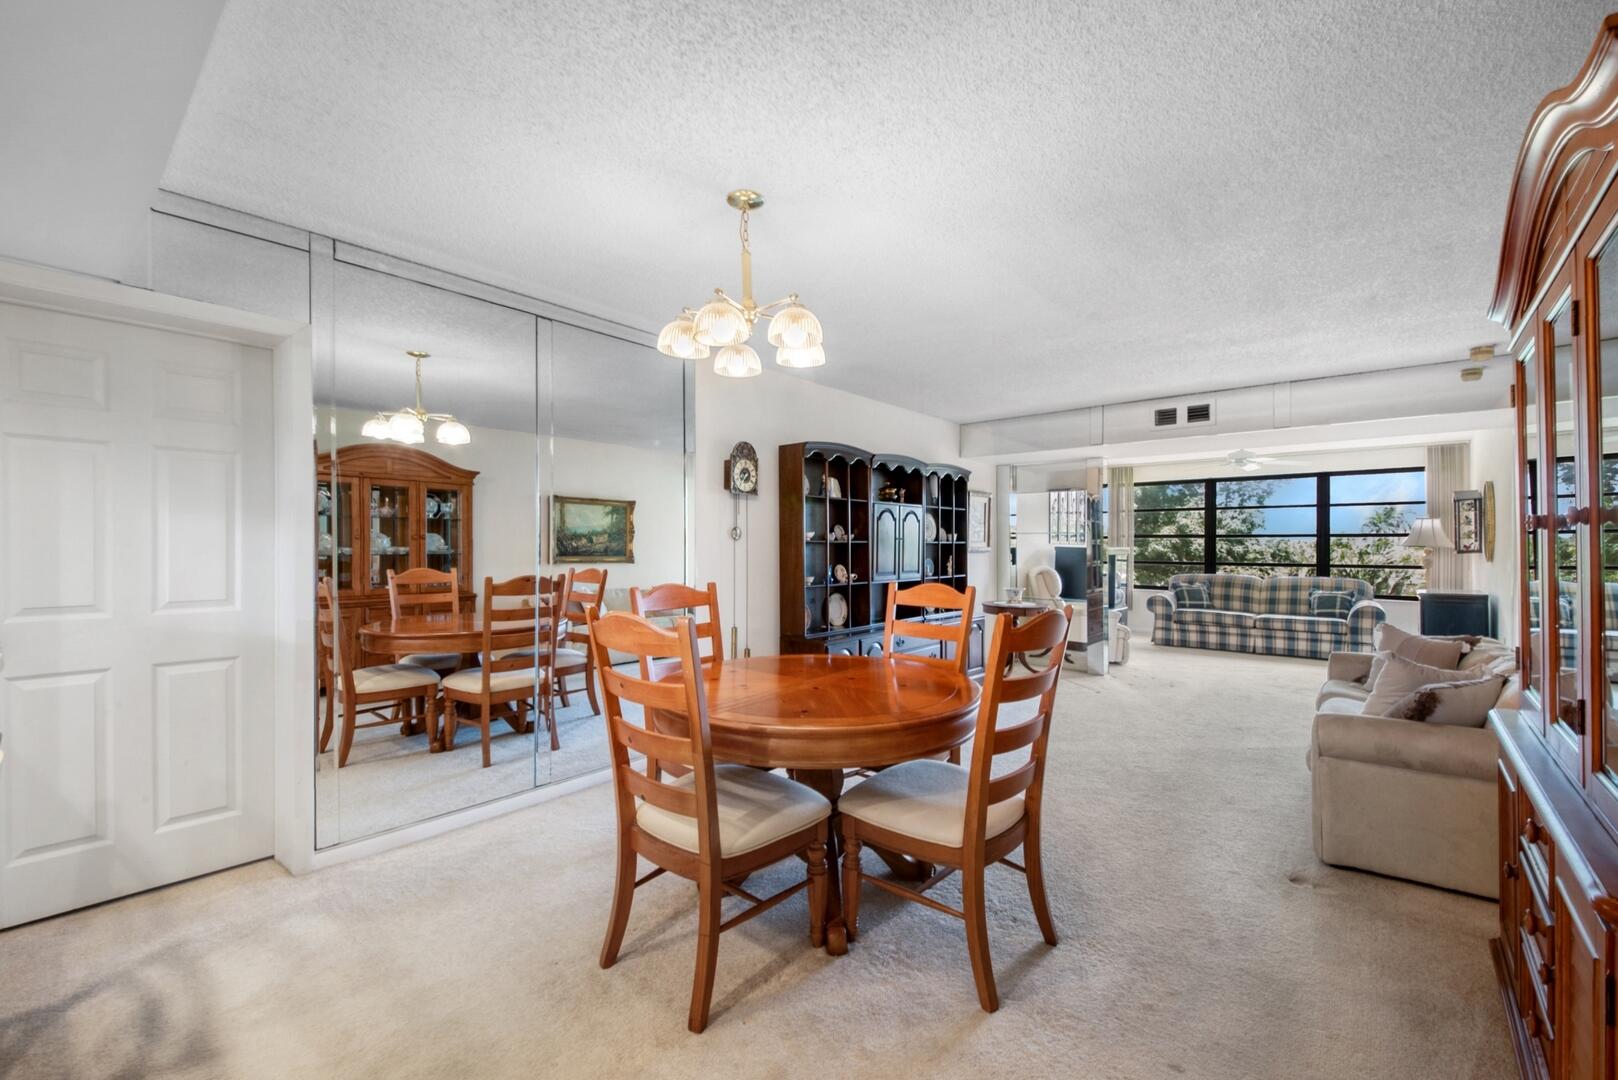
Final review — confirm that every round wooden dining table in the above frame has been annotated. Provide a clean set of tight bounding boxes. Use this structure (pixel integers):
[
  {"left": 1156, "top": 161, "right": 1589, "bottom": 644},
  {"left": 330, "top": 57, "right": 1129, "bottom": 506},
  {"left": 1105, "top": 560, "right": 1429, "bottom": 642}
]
[
  {"left": 663, "top": 653, "right": 981, "bottom": 954},
  {"left": 358, "top": 612, "right": 543, "bottom": 751}
]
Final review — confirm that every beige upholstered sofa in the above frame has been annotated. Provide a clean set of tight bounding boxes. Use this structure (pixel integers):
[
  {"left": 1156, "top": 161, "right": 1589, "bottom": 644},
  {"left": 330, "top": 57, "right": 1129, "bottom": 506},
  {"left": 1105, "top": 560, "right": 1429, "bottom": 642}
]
[{"left": 1307, "top": 645, "right": 1518, "bottom": 899}]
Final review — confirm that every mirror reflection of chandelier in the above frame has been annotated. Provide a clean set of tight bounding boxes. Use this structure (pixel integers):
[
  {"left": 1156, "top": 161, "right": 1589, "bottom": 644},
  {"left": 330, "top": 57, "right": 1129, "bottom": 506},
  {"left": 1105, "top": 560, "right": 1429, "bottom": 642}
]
[
  {"left": 656, "top": 189, "right": 825, "bottom": 378},
  {"left": 361, "top": 350, "right": 470, "bottom": 446}
]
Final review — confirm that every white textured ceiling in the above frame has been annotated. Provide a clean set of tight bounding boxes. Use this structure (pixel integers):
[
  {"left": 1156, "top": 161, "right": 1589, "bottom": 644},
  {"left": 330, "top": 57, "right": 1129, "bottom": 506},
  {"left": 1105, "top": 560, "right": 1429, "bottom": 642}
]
[{"left": 164, "top": 0, "right": 1615, "bottom": 423}]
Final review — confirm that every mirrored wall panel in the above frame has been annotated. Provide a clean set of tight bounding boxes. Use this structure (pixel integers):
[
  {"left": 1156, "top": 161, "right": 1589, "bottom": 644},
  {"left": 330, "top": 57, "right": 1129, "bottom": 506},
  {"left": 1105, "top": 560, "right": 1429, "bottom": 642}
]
[
  {"left": 542, "top": 323, "right": 690, "bottom": 784},
  {"left": 316, "top": 262, "right": 544, "bottom": 846}
]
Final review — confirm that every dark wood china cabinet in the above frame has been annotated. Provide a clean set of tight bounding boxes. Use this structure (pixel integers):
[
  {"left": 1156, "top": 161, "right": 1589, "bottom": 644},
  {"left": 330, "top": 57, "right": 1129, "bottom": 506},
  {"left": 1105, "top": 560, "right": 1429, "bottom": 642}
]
[{"left": 1491, "top": 17, "right": 1618, "bottom": 1079}]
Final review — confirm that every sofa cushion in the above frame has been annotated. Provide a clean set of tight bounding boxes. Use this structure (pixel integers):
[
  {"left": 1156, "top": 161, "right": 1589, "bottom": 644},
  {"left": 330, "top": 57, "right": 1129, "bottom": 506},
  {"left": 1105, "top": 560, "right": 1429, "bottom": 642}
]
[
  {"left": 1387, "top": 674, "right": 1507, "bottom": 727},
  {"left": 1173, "top": 583, "right": 1212, "bottom": 609},
  {"left": 1253, "top": 614, "right": 1347, "bottom": 636},
  {"left": 1261, "top": 575, "right": 1372, "bottom": 616},
  {"left": 1363, "top": 654, "right": 1487, "bottom": 717},
  {"left": 1311, "top": 711, "right": 1499, "bottom": 782},
  {"left": 1318, "top": 696, "right": 1368, "bottom": 716},
  {"left": 1309, "top": 590, "right": 1357, "bottom": 618},
  {"left": 1173, "top": 607, "right": 1254, "bottom": 629},
  {"left": 1316, "top": 678, "right": 1372, "bottom": 708},
  {"left": 1375, "top": 624, "right": 1465, "bottom": 669}
]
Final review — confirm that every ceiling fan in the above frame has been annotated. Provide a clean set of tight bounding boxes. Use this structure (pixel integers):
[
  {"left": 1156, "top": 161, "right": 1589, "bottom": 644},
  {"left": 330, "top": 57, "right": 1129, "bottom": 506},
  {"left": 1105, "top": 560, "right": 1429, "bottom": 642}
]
[{"left": 1224, "top": 449, "right": 1302, "bottom": 472}]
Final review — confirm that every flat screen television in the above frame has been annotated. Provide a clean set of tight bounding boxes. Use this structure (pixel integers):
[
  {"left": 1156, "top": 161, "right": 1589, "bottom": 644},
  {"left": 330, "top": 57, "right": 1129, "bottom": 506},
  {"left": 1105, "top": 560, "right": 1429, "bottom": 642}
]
[{"left": 1051, "top": 545, "right": 1086, "bottom": 603}]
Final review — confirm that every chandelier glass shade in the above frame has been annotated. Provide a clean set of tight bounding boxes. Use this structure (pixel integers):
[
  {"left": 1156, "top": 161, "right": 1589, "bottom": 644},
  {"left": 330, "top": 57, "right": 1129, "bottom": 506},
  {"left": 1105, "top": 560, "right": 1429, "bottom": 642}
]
[
  {"left": 657, "top": 189, "right": 825, "bottom": 377},
  {"left": 362, "top": 350, "right": 469, "bottom": 447},
  {"left": 655, "top": 312, "right": 709, "bottom": 360}
]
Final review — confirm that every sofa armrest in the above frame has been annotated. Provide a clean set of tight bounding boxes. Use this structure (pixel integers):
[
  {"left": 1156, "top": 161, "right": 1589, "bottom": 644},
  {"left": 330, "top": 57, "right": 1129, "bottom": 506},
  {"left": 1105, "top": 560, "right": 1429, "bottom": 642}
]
[
  {"left": 1345, "top": 599, "right": 1386, "bottom": 652},
  {"left": 1311, "top": 710, "right": 1497, "bottom": 782},
  {"left": 1325, "top": 651, "right": 1374, "bottom": 682},
  {"left": 1146, "top": 592, "right": 1176, "bottom": 621}
]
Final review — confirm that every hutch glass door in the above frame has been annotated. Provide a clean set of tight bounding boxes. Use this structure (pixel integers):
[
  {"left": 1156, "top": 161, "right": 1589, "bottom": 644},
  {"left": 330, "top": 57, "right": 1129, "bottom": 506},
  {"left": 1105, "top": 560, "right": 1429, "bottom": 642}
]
[
  {"left": 1547, "top": 289, "right": 1585, "bottom": 760},
  {"left": 319, "top": 476, "right": 356, "bottom": 593},
  {"left": 1523, "top": 343, "right": 1545, "bottom": 721},
  {"left": 424, "top": 484, "right": 463, "bottom": 575},
  {"left": 367, "top": 481, "right": 413, "bottom": 591},
  {"left": 1594, "top": 229, "right": 1618, "bottom": 789}
]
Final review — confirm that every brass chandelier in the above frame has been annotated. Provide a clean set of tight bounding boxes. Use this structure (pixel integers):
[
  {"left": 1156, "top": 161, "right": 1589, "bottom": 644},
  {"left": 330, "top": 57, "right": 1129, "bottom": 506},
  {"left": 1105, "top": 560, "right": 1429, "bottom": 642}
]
[
  {"left": 656, "top": 189, "right": 825, "bottom": 378},
  {"left": 361, "top": 350, "right": 470, "bottom": 446}
]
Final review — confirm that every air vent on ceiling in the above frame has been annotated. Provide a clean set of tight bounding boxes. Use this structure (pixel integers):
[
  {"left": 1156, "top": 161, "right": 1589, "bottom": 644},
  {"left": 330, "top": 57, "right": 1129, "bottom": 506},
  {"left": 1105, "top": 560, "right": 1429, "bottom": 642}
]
[
  {"left": 1153, "top": 407, "right": 1178, "bottom": 427},
  {"left": 1186, "top": 402, "right": 1213, "bottom": 424}
]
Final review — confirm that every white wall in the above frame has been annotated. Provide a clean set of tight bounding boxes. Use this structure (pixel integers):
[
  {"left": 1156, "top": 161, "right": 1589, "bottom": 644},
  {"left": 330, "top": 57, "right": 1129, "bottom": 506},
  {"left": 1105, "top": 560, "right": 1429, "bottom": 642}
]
[
  {"left": 693, "top": 364, "right": 994, "bottom": 656},
  {"left": 1466, "top": 422, "right": 1520, "bottom": 645},
  {"left": 330, "top": 408, "right": 685, "bottom": 590}
]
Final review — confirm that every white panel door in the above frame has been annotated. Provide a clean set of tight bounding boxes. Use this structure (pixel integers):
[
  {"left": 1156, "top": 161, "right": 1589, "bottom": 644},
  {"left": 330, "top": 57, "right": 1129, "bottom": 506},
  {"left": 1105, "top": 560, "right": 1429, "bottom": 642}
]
[{"left": 0, "top": 302, "right": 274, "bottom": 927}]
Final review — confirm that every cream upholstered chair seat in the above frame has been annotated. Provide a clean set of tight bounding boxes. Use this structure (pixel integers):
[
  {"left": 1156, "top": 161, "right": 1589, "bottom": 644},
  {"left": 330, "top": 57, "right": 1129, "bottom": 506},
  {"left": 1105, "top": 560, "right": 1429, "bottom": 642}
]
[
  {"left": 553, "top": 646, "right": 587, "bottom": 666},
  {"left": 341, "top": 663, "right": 441, "bottom": 695},
  {"left": 637, "top": 764, "right": 830, "bottom": 857},
  {"left": 442, "top": 667, "right": 539, "bottom": 694},
  {"left": 400, "top": 651, "right": 462, "bottom": 670},
  {"left": 484, "top": 646, "right": 536, "bottom": 661},
  {"left": 839, "top": 759, "right": 1024, "bottom": 848}
]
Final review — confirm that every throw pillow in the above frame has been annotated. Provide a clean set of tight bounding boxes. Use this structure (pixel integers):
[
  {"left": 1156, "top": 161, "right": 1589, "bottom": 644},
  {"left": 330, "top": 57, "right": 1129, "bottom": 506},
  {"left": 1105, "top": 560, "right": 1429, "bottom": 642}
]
[
  {"left": 1308, "top": 590, "right": 1356, "bottom": 619},
  {"left": 1374, "top": 623, "right": 1465, "bottom": 669},
  {"left": 1361, "top": 650, "right": 1392, "bottom": 688},
  {"left": 1363, "top": 653, "right": 1488, "bottom": 717},
  {"left": 1388, "top": 674, "right": 1507, "bottom": 727},
  {"left": 1173, "top": 583, "right": 1212, "bottom": 609}
]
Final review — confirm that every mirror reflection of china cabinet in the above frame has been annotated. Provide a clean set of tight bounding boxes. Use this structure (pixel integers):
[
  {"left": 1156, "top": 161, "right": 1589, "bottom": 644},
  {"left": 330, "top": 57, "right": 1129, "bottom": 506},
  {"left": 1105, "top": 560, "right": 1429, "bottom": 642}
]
[
  {"left": 1490, "top": 18, "right": 1618, "bottom": 1079},
  {"left": 316, "top": 444, "right": 477, "bottom": 630}
]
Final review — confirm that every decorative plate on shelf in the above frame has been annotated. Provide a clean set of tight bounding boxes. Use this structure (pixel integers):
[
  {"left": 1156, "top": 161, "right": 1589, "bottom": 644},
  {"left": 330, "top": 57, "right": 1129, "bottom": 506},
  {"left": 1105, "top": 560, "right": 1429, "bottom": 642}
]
[
  {"left": 834, "top": 563, "right": 848, "bottom": 583},
  {"left": 426, "top": 495, "right": 441, "bottom": 519},
  {"left": 925, "top": 513, "right": 938, "bottom": 541},
  {"left": 828, "top": 477, "right": 842, "bottom": 499},
  {"left": 828, "top": 592, "right": 849, "bottom": 628}
]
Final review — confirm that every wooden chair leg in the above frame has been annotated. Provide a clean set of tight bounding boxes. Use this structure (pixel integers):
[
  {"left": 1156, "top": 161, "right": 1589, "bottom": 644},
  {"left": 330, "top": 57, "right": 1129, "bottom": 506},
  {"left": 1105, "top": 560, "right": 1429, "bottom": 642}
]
[
  {"left": 947, "top": 746, "right": 962, "bottom": 764},
  {"left": 337, "top": 697, "right": 358, "bottom": 767},
  {"left": 319, "top": 687, "right": 335, "bottom": 753},
  {"left": 600, "top": 840, "right": 637, "bottom": 969},
  {"left": 479, "top": 701, "right": 492, "bottom": 768},
  {"left": 962, "top": 865, "right": 999, "bottom": 1013},
  {"left": 841, "top": 826, "right": 863, "bottom": 943},
  {"left": 542, "top": 680, "right": 560, "bottom": 751},
  {"left": 807, "top": 826, "right": 829, "bottom": 947},
  {"left": 444, "top": 699, "right": 459, "bottom": 748},
  {"left": 556, "top": 670, "right": 572, "bottom": 708},
  {"left": 689, "top": 876, "right": 723, "bottom": 1034},
  {"left": 1025, "top": 830, "right": 1058, "bottom": 946},
  {"left": 584, "top": 654, "right": 601, "bottom": 715}
]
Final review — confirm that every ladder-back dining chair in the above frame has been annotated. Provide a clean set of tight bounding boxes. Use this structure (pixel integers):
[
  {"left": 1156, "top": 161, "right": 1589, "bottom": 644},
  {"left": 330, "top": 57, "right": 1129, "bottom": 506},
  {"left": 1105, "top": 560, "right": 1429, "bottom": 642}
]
[
  {"left": 586, "top": 608, "right": 830, "bottom": 1034},
  {"left": 838, "top": 604, "right": 1074, "bottom": 1012},
  {"left": 555, "top": 567, "right": 607, "bottom": 715},
  {"left": 883, "top": 580, "right": 977, "bottom": 763},
  {"left": 440, "top": 575, "right": 549, "bottom": 766},
  {"left": 386, "top": 566, "right": 464, "bottom": 674},
  {"left": 629, "top": 581, "right": 724, "bottom": 679},
  {"left": 318, "top": 577, "right": 443, "bottom": 767}
]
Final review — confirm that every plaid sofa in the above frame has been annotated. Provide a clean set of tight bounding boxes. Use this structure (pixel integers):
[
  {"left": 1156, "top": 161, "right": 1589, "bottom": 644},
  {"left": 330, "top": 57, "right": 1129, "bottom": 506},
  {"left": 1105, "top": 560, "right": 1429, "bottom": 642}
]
[{"left": 1146, "top": 573, "right": 1385, "bottom": 660}]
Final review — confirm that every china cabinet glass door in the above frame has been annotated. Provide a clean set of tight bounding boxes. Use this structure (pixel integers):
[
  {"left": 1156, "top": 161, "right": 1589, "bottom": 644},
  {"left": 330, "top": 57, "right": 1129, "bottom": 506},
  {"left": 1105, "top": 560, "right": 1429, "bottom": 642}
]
[
  {"left": 875, "top": 507, "right": 897, "bottom": 579},
  {"left": 1543, "top": 286, "right": 1585, "bottom": 775},
  {"left": 367, "top": 481, "right": 413, "bottom": 590},
  {"left": 424, "top": 485, "right": 464, "bottom": 575},
  {"left": 900, "top": 507, "right": 923, "bottom": 579},
  {"left": 1591, "top": 221, "right": 1618, "bottom": 801},
  {"left": 319, "top": 477, "right": 356, "bottom": 593},
  {"left": 1522, "top": 343, "right": 1544, "bottom": 721}
]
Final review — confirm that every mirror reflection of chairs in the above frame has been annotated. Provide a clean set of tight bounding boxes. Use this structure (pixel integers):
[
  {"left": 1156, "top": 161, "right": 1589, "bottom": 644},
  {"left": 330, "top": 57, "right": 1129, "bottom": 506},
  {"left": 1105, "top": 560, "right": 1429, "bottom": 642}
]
[{"left": 318, "top": 577, "right": 442, "bottom": 767}]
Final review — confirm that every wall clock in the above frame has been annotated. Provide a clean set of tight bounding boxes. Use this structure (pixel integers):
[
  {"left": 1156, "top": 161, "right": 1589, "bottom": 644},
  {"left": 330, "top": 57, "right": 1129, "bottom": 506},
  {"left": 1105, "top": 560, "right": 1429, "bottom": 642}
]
[{"left": 724, "top": 440, "right": 759, "bottom": 496}]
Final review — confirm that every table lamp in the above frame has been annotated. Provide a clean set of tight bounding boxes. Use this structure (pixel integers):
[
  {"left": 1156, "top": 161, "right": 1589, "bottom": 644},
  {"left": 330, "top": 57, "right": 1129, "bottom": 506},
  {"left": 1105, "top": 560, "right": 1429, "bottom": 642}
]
[{"left": 1402, "top": 517, "right": 1452, "bottom": 581}]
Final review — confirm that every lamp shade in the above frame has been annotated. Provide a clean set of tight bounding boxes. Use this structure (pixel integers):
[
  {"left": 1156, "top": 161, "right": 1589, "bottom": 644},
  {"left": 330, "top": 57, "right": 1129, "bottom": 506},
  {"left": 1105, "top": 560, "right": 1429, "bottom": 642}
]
[
  {"left": 713, "top": 343, "right": 761, "bottom": 378},
  {"left": 1402, "top": 517, "right": 1452, "bottom": 549},
  {"left": 435, "top": 418, "right": 471, "bottom": 446},
  {"left": 775, "top": 343, "right": 826, "bottom": 368},
  {"left": 694, "top": 299, "right": 750, "bottom": 347},
  {"left": 361, "top": 414, "right": 392, "bottom": 439},
  {"left": 766, "top": 304, "right": 822, "bottom": 349},
  {"left": 656, "top": 313, "right": 709, "bottom": 359}
]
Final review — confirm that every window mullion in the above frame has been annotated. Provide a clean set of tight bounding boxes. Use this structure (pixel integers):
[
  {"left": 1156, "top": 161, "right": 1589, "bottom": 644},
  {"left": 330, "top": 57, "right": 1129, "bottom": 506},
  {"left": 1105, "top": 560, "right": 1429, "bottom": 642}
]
[
  {"left": 1315, "top": 473, "right": 1329, "bottom": 576},
  {"left": 1203, "top": 481, "right": 1216, "bottom": 573}
]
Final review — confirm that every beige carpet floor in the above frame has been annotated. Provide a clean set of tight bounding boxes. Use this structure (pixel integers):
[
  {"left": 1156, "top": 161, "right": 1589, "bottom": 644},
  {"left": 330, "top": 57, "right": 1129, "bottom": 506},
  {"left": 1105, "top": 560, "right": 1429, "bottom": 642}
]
[{"left": 0, "top": 644, "right": 1513, "bottom": 1079}]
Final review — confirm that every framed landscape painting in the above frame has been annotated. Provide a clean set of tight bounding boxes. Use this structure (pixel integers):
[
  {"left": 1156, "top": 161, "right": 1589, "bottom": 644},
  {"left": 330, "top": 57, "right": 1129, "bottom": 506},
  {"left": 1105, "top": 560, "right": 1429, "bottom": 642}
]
[{"left": 552, "top": 496, "right": 636, "bottom": 563}]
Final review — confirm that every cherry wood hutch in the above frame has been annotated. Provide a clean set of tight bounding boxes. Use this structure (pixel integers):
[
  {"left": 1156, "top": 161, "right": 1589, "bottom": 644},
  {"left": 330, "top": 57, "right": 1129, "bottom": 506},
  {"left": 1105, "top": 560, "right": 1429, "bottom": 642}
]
[
  {"left": 316, "top": 443, "right": 478, "bottom": 626},
  {"left": 778, "top": 442, "right": 984, "bottom": 675},
  {"left": 1491, "top": 17, "right": 1618, "bottom": 1079}
]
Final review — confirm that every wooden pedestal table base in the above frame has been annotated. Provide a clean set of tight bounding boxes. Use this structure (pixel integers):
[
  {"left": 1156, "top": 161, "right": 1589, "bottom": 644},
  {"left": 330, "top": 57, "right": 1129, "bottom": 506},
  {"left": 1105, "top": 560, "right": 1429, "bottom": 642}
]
[{"left": 656, "top": 655, "right": 980, "bottom": 955}]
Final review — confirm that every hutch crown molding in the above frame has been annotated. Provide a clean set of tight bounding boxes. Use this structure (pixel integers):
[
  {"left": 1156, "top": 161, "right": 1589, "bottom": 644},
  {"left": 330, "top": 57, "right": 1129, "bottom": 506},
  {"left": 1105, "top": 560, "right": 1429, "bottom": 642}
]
[{"left": 1490, "top": 16, "right": 1618, "bottom": 1080}]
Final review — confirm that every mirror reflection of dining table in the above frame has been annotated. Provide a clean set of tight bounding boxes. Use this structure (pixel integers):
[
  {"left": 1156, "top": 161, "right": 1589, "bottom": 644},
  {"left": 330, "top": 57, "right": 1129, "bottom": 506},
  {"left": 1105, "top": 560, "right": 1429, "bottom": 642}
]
[
  {"left": 359, "top": 611, "right": 548, "bottom": 751},
  {"left": 653, "top": 653, "right": 982, "bottom": 954}
]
